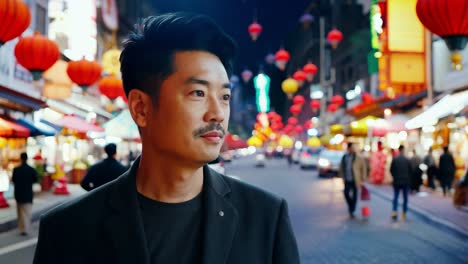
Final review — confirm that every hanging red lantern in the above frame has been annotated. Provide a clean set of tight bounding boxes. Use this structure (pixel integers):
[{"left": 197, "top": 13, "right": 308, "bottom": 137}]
[
  {"left": 67, "top": 57, "right": 102, "bottom": 93},
  {"left": 275, "top": 48, "right": 290, "bottom": 71},
  {"left": 303, "top": 120, "right": 313, "bottom": 130},
  {"left": 310, "top": 99, "right": 321, "bottom": 110},
  {"left": 362, "top": 92, "right": 374, "bottom": 105},
  {"left": 295, "top": 125, "right": 303, "bottom": 134},
  {"left": 416, "top": 0, "right": 468, "bottom": 70},
  {"left": 98, "top": 75, "right": 124, "bottom": 100},
  {"left": 331, "top": 95, "right": 345, "bottom": 106},
  {"left": 292, "top": 95, "right": 305, "bottom": 106},
  {"left": 327, "top": 28, "right": 343, "bottom": 49},
  {"left": 0, "top": 0, "right": 31, "bottom": 47},
  {"left": 241, "top": 69, "right": 253, "bottom": 83},
  {"left": 248, "top": 20, "right": 262, "bottom": 41},
  {"left": 303, "top": 62, "right": 318, "bottom": 82},
  {"left": 327, "top": 103, "right": 339, "bottom": 113},
  {"left": 14, "top": 32, "right": 60, "bottom": 80},
  {"left": 270, "top": 122, "right": 282, "bottom": 132},
  {"left": 287, "top": 117, "right": 298, "bottom": 126},
  {"left": 292, "top": 70, "right": 307, "bottom": 86},
  {"left": 289, "top": 104, "right": 301, "bottom": 116}
]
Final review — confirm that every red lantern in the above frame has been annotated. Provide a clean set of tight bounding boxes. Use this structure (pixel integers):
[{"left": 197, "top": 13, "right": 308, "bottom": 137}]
[
  {"left": 67, "top": 58, "right": 102, "bottom": 93},
  {"left": 270, "top": 122, "right": 281, "bottom": 132},
  {"left": 292, "top": 70, "right": 307, "bottom": 86},
  {"left": 327, "top": 103, "right": 339, "bottom": 113},
  {"left": 241, "top": 69, "right": 253, "bottom": 83},
  {"left": 14, "top": 32, "right": 60, "bottom": 80},
  {"left": 416, "top": 0, "right": 468, "bottom": 70},
  {"left": 0, "top": 0, "right": 31, "bottom": 47},
  {"left": 303, "top": 120, "right": 313, "bottom": 130},
  {"left": 248, "top": 21, "right": 262, "bottom": 41},
  {"left": 327, "top": 28, "right": 343, "bottom": 49},
  {"left": 292, "top": 95, "right": 305, "bottom": 106},
  {"left": 362, "top": 92, "right": 374, "bottom": 105},
  {"left": 275, "top": 48, "right": 290, "bottom": 71},
  {"left": 303, "top": 62, "right": 318, "bottom": 82},
  {"left": 289, "top": 104, "right": 301, "bottom": 116},
  {"left": 310, "top": 99, "right": 321, "bottom": 110},
  {"left": 287, "top": 117, "right": 298, "bottom": 126},
  {"left": 331, "top": 95, "right": 345, "bottom": 106},
  {"left": 295, "top": 125, "right": 303, "bottom": 134},
  {"left": 98, "top": 75, "right": 124, "bottom": 100}
]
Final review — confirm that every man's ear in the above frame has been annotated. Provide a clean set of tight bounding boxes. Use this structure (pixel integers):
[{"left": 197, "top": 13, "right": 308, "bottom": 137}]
[{"left": 128, "top": 89, "right": 152, "bottom": 128}]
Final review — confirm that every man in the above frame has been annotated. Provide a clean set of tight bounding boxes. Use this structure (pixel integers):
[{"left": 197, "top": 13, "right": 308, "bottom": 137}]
[
  {"left": 34, "top": 13, "right": 299, "bottom": 264},
  {"left": 80, "top": 143, "right": 127, "bottom": 191},
  {"left": 423, "top": 147, "right": 436, "bottom": 190},
  {"left": 409, "top": 150, "right": 423, "bottom": 193},
  {"left": 12, "top": 152, "right": 38, "bottom": 236},
  {"left": 390, "top": 145, "right": 412, "bottom": 221},
  {"left": 439, "top": 146, "right": 456, "bottom": 196},
  {"left": 338, "top": 143, "right": 367, "bottom": 218}
]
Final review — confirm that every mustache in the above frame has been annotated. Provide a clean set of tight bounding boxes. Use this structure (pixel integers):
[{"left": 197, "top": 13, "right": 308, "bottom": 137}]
[{"left": 193, "top": 123, "right": 226, "bottom": 137}]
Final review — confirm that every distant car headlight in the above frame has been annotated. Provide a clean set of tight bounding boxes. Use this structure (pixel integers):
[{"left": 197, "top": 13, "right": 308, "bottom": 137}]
[{"left": 318, "top": 158, "right": 331, "bottom": 167}]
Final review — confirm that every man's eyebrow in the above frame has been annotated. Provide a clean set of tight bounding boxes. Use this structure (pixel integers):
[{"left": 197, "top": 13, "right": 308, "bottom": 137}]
[{"left": 186, "top": 77, "right": 231, "bottom": 89}]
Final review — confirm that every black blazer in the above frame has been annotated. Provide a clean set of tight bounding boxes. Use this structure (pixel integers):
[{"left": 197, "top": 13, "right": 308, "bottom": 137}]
[
  {"left": 34, "top": 158, "right": 300, "bottom": 264},
  {"left": 12, "top": 163, "right": 37, "bottom": 203}
]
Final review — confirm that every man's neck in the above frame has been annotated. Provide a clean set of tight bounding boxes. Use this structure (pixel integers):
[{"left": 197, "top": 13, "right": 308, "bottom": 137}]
[{"left": 135, "top": 153, "right": 204, "bottom": 203}]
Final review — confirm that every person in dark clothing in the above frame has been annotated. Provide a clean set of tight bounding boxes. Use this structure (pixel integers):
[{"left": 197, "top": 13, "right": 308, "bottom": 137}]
[
  {"left": 439, "top": 146, "right": 456, "bottom": 196},
  {"left": 409, "top": 150, "right": 423, "bottom": 193},
  {"left": 390, "top": 145, "right": 412, "bottom": 221},
  {"left": 80, "top": 143, "right": 127, "bottom": 191},
  {"left": 12, "top": 152, "right": 38, "bottom": 235},
  {"left": 423, "top": 147, "right": 436, "bottom": 190},
  {"left": 34, "top": 12, "right": 299, "bottom": 264}
]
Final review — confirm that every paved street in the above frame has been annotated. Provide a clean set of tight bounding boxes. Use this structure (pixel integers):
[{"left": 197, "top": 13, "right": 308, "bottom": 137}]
[{"left": 0, "top": 155, "right": 467, "bottom": 263}]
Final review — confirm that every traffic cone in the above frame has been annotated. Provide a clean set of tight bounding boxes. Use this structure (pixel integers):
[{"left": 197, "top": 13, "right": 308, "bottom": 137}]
[
  {"left": 53, "top": 177, "right": 70, "bottom": 195},
  {"left": 0, "top": 192, "right": 9, "bottom": 208}
]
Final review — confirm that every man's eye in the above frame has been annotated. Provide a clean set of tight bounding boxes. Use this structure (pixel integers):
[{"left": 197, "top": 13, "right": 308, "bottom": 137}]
[
  {"left": 191, "top": 90, "right": 205, "bottom": 97},
  {"left": 223, "top": 94, "right": 231, "bottom": 101}
]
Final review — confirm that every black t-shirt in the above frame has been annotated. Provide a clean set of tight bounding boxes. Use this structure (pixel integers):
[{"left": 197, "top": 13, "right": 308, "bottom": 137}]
[{"left": 137, "top": 191, "right": 204, "bottom": 264}]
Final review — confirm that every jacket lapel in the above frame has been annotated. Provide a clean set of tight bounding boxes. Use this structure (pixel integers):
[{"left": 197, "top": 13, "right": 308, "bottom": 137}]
[
  {"left": 201, "top": 166, "right": 238, "bottom": 264},
  {"left": 104, "top": 158, "right": 150, "bottom": 264}
]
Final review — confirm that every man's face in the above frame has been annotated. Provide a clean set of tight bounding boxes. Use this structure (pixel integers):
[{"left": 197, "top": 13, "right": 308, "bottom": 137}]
[
  {"left": 144, "top": 51, "right": 231, "bottom": 164},
  {"left": 348, "top": 146, "right": 355, "bottom": 154}
]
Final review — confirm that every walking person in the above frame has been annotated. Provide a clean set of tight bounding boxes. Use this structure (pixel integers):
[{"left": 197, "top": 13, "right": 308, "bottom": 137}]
[
  {"left": 12, "top": 153, "right": 38, "bottom": 236},
  {"left": 80, "top": 143, "right": 127, "bottom": 191},
  {"left": 439, "top": 146, "right": 456, "bottom": 196},
  {"left": 423, "top": 147, "right": 436, "bottom": 190},
  {"left": 390, "top": 145, "right": 412, "bottom": 221},
  {"left": 338, "top": 143, "right": 367, "bottom": 218},
  {"left": 34, "top": 12, "right": 299, "bottom": 263},
  {"left": 409, "top": 150, "right": 423, "bottom": 193}
]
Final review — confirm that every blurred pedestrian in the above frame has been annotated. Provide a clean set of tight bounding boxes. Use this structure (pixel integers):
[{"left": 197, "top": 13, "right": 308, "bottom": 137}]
[
  {"left": 34, "top": 12, "right": 299, "bottom": 264},
  {"left": 390, "top": 145, "right": 412, "bottom": 221},
  {"left": 369, "top": 141, "right": 386, "bottom": 184},
  {"left": 338, "top": 142, "right": 368, "bottom": 218},
  {"left": 409, "top": 150, "right": 423, "bottom": 193},
  {"left": 439, "top": 146, "right": 456, "bottom": 196},
  {"left": 453, "top": 169, "right": 468, "bottom": 208},
  {"left": 12, "top": 153, "right": 38, "bottom": 236},
  {"left": 80, "top": 143, "right": 127, "bottom": 191},
  {"left": 423, "top": 147, "right": 436, "bottom": 190}
]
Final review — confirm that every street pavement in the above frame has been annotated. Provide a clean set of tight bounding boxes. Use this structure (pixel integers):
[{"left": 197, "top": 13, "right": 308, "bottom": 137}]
[{"left": 0, "top": 155, "right": 467, "bottom": 263}]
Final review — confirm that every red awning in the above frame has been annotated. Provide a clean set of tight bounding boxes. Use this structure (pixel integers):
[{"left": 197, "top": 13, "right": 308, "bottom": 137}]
[
  {"left": 52, "top": 115, "right": 104, "bottom": 133},
  {"left": 0, "top": 117, "right": 30, "bottom": 138}
]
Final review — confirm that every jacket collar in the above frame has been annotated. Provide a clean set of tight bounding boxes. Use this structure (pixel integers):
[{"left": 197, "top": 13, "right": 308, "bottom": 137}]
[{"left": 105, "top": 157, "right": 238, "bottom": 264}]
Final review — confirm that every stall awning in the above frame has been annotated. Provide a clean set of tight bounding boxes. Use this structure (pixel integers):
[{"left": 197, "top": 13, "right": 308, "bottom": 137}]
[
  {"left": 102, "top": 110, "right": 139, "bottom": 139},
  {"left": 0, "top": 86, "right": 47, "bottom": 112},
  {"left": 405, "top": 90, "right": 468, "bottom": 129},
  {"left": 16, "top": 118, "right": 58, "bottom": 137},
  {"left": 51, "top": 115, "right": 104, "bottom": 133},
  {"left": 0, "top": 117, "right": 30, "bottom": 138}
]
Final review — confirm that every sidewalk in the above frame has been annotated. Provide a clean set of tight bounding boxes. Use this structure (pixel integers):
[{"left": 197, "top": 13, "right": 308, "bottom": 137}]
[
  {"left": 0, "top": 184, "right": 86, "bottom": 233},
  {"left": 367, "top": 184, "right": 468, "bottom": 238}
]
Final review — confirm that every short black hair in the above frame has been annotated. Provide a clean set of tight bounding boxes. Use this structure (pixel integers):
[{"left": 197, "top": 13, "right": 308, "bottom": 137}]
[
  {"left": 347, "top": 142, "right": 353, "bottom": 149},
  {"left": 20, "top": 152, "right": 28, "bottom": 161},
  {"left": 443, "top": 146, "right": 449, "bottom": 152},
  {"left": 120, "top": 12, "right": 237, "bottom": 104},
  {"left": 399, "top": 145, "right": 404, "bottom": 151},
  {"left": 104, "top": 143, "right": 117, "bottom": 157}
]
